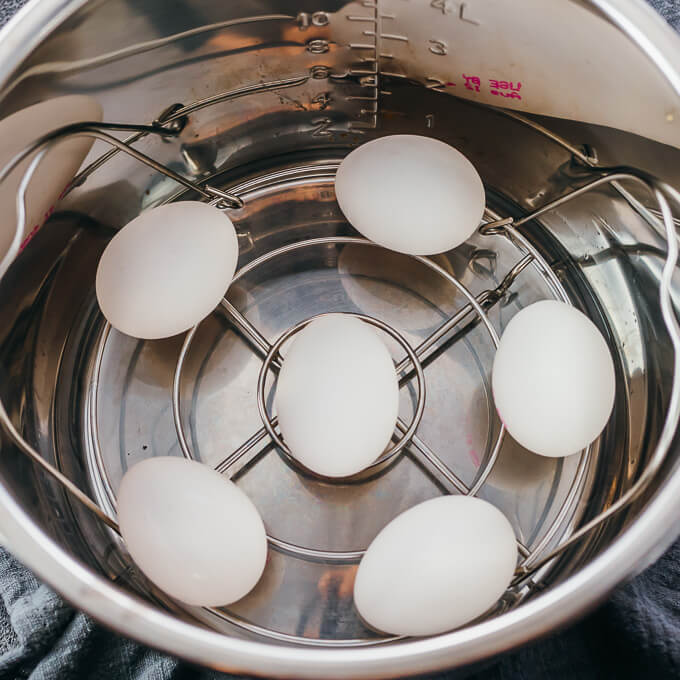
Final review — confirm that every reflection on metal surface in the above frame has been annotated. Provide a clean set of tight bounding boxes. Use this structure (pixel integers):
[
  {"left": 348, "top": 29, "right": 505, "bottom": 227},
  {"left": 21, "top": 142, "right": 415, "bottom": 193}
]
[{"left": 1, "top": 14, "right": 296, "bottom": 98}]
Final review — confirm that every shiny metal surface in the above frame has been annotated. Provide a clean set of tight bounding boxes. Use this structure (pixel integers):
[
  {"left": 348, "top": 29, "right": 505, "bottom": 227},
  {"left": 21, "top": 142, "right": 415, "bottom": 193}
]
[
  {"left": 1, "top": 0, "right": 680, "bottom": 677},
  {"left": 80, "top": 173, "right": 582, "bottom": 643}
]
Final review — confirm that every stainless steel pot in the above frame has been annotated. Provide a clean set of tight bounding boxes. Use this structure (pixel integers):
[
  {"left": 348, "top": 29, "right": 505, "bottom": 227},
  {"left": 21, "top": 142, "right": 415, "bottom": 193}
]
[{"left": 1, "top": 0, "right": 680, "bottom": 677}]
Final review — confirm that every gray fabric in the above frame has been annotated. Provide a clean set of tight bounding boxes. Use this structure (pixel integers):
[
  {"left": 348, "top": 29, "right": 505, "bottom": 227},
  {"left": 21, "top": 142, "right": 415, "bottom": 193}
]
[
  {"left": 0, "top": 0, "right": 680, "bottom": 678},
  {"left": 651, "top": 0, "right": 680, "bottom": 29},
  {"left": 0, "top": 549, "right": 189, "bottom": 679},
  {"left": 0, "top": 0, "right": 25, "bottom": 26},
  {"left": 3, "top": 540, "right": 680, "bottom": 679}
]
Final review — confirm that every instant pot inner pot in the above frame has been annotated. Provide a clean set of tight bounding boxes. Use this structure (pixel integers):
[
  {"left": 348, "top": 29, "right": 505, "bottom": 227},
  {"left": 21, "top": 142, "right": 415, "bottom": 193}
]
[{"left": 0, "top": 0, "right": 679, "bottom": 658}]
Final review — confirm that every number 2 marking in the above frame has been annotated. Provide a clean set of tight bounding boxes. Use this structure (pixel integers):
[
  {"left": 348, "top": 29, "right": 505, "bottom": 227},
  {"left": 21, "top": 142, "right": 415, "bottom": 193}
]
[{"left": 311, "top": 118, "right": 333, "bottom": 136}]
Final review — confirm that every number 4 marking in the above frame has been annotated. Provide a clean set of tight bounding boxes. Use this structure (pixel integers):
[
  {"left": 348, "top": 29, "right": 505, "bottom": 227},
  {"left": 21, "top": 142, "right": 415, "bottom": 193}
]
[
  {"left": 431, "top": 0, "right": 481, "bottom": 25},
  {"left": 430, "top": 0, "right": 454, "bottom": 15}
]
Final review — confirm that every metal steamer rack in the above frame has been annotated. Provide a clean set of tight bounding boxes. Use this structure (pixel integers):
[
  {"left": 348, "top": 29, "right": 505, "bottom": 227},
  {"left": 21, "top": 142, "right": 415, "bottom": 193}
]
[{"left": 0, "top": 77, "right": 680, "bottom": 647}]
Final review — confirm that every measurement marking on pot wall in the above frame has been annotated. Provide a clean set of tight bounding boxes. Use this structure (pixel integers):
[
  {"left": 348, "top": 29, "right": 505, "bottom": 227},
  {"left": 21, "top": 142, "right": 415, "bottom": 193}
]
[
  {"left": 430, "top": 0, "right": 482, "bottom": 24},
  {"left": 347, "top": 0, "right": 383, "bottom": 130}
]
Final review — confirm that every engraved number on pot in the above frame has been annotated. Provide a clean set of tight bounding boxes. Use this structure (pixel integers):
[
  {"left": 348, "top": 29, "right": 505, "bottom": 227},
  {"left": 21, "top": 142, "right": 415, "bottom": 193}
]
[
  {"left": 426, "top": 77, "right": 446, "bottom": 92},
  {"left": 297, "top": 11, "right": 330, "bottom": 29},
  {"left": 307, "top": 39, "right": 330, "bottom": 54},
  {"left": 430, "top": 0, "right": 481, "bottom": 25},
  {"left": 431, "top": 0, "right": 454, "bottom": 14},
  {"left": 429, "top": 39, "right": 448, "bottom": 56},
  {"left": 311, "top": 118, "right": 333, "bottom": 136},
  {"left": 312, "top": 92, "right": 331, "bottom": 110}
]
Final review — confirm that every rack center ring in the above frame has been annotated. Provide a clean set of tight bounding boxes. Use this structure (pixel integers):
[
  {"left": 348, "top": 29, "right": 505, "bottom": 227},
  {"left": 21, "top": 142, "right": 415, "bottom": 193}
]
[
  {"left": 256, "top": 311, "right": 427, "bottom": 481},
  {"left": 172, "top": 237, "right": 502, "bottom": 484}
]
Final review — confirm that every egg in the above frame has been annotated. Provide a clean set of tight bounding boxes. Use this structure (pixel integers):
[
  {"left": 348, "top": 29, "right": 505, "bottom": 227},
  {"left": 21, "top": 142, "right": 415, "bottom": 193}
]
[
  {"left": 96, "top": 201, "right": 238, "bottom": 339},
  {"left": 117, "top": 457, "right": 267, "bottom": 606},
  {"left": 492, "top": 300, "right": 616, "bottom": 457},
  {"left": 334, "top": 135, "right": 485, "bottom": 256},
  {"left": 275, "top": 314, "right": 399, "bottom": 477},
  {"left": 0, "top": 95, "right": 102, "bottom": 261},
  {"left": 353, "top": 496, "right": 517, "bottom": 636}
]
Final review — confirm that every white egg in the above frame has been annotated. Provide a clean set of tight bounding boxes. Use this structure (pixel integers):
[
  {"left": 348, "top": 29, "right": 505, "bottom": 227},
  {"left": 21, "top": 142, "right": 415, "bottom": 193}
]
[
  {"left": 96, "top": 201, "right": 238, "bottom": 339},
  {"left": 0, "top": 95, "right": 102, "bottom": 261},
  {"left": 354, "top": 496, "right": 517, "bottom": 636},
  {"left": 334, "top": 135, "right": 485, "bottom": 256},
  {"left": 492, "top": 300, "right": 616, "bottom": 457},
  {"left": 275, "top": 314, "right": 399, "bottom": 478},
  {"left": 117, "top": 457, "right": 267, "bottom": 607}
]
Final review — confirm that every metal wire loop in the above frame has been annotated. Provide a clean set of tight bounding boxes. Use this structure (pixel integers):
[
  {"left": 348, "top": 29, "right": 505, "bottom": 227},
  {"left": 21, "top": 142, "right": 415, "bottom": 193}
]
[
  {"left": 0, "top": 120, "right": 244, "bottom": 282},
  {"left": 478, "top": 216, "right": 514, "bottom": 235},
  {"left": 205, "top": 186, "right": 245, "bottom": 210}
]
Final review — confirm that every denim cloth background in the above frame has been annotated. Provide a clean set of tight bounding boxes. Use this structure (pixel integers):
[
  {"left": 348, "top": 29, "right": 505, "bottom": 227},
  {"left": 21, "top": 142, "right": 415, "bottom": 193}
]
[{"left": 1, "top": 1, "right": 680, "bottom": 678}]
